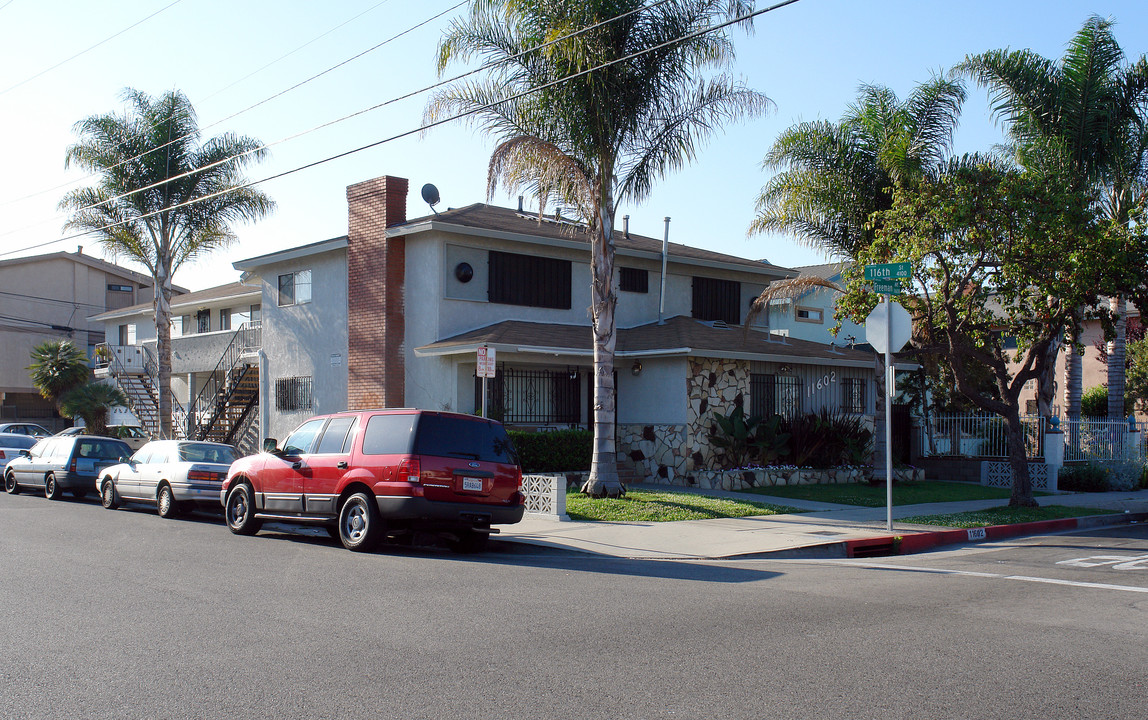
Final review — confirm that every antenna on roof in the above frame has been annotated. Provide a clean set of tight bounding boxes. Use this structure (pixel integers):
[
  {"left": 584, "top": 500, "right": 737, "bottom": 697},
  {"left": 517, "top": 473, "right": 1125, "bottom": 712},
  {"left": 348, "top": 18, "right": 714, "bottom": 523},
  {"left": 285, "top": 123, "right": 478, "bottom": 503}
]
[{"left": 421, "top": 183, "right": 441, "bottom": 215}]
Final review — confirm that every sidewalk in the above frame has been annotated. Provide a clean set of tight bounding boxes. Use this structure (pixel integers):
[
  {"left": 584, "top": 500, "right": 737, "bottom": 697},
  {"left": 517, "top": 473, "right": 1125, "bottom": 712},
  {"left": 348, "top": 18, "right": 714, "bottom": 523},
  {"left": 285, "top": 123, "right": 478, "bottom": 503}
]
[{"left": 495, "top": 485, "right": 1148, "bottom": 560}]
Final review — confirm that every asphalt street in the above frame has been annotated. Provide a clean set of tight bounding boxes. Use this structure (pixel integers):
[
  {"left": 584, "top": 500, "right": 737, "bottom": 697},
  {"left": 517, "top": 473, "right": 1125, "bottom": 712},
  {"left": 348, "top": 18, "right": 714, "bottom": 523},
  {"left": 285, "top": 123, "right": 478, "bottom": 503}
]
[{"left": 2, "top": 492, "right": 1146, "bottom": 719}]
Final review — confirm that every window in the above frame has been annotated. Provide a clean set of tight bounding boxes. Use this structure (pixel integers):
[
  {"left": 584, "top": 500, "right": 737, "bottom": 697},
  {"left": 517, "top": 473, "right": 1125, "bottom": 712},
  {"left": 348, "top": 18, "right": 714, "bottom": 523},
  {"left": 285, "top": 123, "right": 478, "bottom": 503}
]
[
  {"left": 126, "top": 324, "right": 136, "bottom": 344},
  {"left": 476, "top": 368, "right": 581, "bottom": 425},
  {"left": 413, "top": 415, "right": 519, "bottom": 464},
  {"left": 278, "top": 270, "right": 312, "bottom": 307},
  {"left": 692, "top": 276, "right": 741, "bottom": 325},
  {"left": 488, "top": 251, "right": 571, "bottom": 309},
  {"left": 275, "top": 376, "right": 313, "bottom": 412},
  {"left": 118, "top": 324, "right": 129, "bottom": 345},
  {"left": 842, "top": 378, "right": 866, "bottom": 414},
  {"left": 250, "top": 304, "right": 261, "bottom": 323},
  {"left": 107, "top": 284, "right": 133, "bottom": 293},
  {"left": 220, "top": 308, "right": 232, "bottom": 331},
  {"left": 795, "top": 306, "right": 824, "bottom": 323},
  {"left": 314, "top": 416, "right": 356, "bottom": 454},
  {"left": 751, "top": 373, "right": 803, "bottom": 419},
  {"left": 362, "top": 414, "right": 418, "bottom": 455},
  {"left": 281, "top": 418, "right": 325, "bottom": 455},
  {"left": 619, "top": 267, "right": 648, "bottom": 293}
]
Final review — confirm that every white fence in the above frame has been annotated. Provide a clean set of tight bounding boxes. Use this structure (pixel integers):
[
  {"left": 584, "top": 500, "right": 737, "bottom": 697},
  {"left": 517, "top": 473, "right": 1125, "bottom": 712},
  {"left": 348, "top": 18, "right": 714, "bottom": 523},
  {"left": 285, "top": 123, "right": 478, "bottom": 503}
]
[
  {"left": 919, "top": 413, "right": 1146, "bottom": 462},
  {"left": 521, "top": 474, "right": 569, "bottom": 520}
]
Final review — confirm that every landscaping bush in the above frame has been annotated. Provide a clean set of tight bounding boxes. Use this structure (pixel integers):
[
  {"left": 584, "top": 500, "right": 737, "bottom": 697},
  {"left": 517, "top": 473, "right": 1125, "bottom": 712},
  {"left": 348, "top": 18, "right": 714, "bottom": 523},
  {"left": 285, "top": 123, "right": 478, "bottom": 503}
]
[
  {"left": 508, "top": 429, "right": 592, "bottom": 472},
  {"left": 780, "top": 409, "right": 872, "bottom": 469},
  {"left": 1056, "top": 463, "right": 1109, "bottom": 492},
  {"left": 1080, "top": 385, "right": 1108, "bottom": 418}
]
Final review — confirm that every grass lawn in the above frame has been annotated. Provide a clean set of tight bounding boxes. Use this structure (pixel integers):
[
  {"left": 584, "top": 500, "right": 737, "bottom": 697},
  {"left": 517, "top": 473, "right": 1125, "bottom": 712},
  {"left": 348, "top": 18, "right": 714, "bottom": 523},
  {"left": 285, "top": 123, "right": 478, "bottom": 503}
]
[
  {"left": 743, "top": 480, "right": 1047, "bottom": 507},
  {"left": 565, "top": 489, "right": 806, "bottom": 522},
  {"left": 900, "top": 505, "right": 1119, "bottom": 528}
]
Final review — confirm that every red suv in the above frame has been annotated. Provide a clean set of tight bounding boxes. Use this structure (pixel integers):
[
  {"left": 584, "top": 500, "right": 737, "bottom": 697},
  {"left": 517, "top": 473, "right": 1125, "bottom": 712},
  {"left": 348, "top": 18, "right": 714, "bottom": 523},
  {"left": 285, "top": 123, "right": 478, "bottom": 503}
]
[{"left": 221, "top": 410, "right": 524, "bottom": 552}]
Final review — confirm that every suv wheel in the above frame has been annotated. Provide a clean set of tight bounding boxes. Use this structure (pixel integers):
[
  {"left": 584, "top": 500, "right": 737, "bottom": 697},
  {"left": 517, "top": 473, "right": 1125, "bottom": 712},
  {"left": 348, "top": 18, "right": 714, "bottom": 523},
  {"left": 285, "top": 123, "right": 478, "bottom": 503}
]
[
  {"left": 225, "top": 483, "right": 263, "bottom": 536},
  {"left": 45, "top": 473, "right": 62, "bottom": 501},
  {"left": 338, "top": 492, "right": 382, "bottom": 552},
  {"left": 4, "top": 471, "right": 18, "bottom": 495},
  {"left": 100, "top": 479, "right": 119, "bottom": 509}
]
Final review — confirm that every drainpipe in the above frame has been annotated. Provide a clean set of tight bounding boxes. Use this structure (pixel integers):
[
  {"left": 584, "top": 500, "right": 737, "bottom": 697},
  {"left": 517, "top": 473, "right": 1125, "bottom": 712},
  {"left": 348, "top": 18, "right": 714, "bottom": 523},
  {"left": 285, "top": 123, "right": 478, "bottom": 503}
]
[
  {"left": 658, "top": 217, "right": 670, "bottom": 324},
  {"left": 258, "top": 348, "right": 269, "bottom": 443}
]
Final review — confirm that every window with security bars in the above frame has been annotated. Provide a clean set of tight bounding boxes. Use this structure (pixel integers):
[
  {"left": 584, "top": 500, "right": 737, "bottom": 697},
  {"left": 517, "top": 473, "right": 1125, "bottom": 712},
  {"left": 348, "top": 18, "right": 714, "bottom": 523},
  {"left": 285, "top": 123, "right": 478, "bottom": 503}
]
[
  {"left": 751, "top": 373, "right": 803, "bottom": 419},
  {"left": 475, "top": 368, "right": 581, "bottom": 424},
  {"left": 619, "top": 267, "right": 648, "bottom": 293},
  {"left": 692, "top": 276, "right": 741, "bottom": 324},
  {"left": 275, "top": 376, "right": 313, "bottom": 411},
  {"left": 488, "top": 251, "right": 571, "bottom": 309},
  {"left": 841, "top": 377, "right": 866, "bottom": 414}
]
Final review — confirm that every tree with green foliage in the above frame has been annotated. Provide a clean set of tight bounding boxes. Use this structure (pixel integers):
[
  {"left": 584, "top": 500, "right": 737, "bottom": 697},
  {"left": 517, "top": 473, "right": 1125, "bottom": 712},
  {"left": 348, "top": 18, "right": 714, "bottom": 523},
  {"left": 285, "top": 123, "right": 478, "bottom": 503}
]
[
  {"left": 958, "top": 15, "right": 1148, "bottom": 420},
  {"left": 59, "top": 383, "right": 129, "bottom": 437},
  {"left": 60, "top": 89, "right": 275, "bottom": 438},
  {"left": 839, "top": 159, "right": 1145, "bottom": 507},
  {"left": 430, "top": 0, "right": 770, "bottom": 496},
  {"left": 27, "top": 340, "right": 90, "bottom": 410}
]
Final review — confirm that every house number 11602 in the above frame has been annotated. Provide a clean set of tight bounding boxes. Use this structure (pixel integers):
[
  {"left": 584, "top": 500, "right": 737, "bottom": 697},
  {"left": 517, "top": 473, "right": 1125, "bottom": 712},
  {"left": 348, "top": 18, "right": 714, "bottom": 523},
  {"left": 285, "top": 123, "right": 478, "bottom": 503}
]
[{"left": 806, "top": 371, "right": 836, "bottom": 397}]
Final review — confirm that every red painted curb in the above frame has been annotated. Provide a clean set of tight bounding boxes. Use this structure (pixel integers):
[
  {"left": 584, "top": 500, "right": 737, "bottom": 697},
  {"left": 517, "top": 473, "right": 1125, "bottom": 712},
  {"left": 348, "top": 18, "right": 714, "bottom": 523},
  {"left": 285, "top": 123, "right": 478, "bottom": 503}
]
[{"left": 846, "top": 517, "right": 1089, "bottom": 558}]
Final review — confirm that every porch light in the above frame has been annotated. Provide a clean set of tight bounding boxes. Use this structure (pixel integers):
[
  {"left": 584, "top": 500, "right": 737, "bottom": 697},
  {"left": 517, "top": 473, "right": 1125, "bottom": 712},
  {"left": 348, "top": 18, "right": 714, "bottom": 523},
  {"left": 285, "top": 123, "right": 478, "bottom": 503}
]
[{"left": 631, "top": 361, "right": 642, "bottom": 376}]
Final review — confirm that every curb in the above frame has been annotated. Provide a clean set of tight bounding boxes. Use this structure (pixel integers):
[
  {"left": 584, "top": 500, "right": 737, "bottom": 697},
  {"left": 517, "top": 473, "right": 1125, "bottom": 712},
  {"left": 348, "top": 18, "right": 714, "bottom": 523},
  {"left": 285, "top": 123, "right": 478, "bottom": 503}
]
[{"left": 845, "top": 511, "right": 1148, "bottom": 558}]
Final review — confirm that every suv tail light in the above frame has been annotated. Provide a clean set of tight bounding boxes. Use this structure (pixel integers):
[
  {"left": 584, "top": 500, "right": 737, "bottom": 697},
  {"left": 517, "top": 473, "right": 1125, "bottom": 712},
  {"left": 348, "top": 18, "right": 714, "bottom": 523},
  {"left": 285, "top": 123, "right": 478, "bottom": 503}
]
[
  {"left": 69, "top": 458, "right": 77, "bottom": 472},
  {"left": 397, "top": 457, "right": 421, "bottom": 483}
]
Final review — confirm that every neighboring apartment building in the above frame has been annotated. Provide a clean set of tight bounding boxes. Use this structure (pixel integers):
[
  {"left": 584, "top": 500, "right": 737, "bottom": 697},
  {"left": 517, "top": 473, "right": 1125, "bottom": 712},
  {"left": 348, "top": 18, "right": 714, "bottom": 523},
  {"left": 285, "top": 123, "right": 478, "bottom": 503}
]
[
  {"left": 764, "top": 263, "right": 867, "bottom": 348},
  {"left": 0, "top": 248, "right": 160, "bottom": 431}
]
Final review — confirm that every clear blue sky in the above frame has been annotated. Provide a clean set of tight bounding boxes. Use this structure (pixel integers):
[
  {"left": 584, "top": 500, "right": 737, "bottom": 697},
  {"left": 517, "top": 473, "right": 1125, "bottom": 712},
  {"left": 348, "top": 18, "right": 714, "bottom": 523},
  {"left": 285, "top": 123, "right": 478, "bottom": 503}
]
[{"left": 1, "top": 0, "right": 1145, "bottom": 291}]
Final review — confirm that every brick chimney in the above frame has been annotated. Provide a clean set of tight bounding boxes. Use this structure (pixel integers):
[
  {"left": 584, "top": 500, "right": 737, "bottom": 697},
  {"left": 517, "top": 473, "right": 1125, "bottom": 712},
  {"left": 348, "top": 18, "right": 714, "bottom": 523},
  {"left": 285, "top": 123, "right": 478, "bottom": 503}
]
[{"left": 346, "top": 175, "right": 408, "bottom": 409}]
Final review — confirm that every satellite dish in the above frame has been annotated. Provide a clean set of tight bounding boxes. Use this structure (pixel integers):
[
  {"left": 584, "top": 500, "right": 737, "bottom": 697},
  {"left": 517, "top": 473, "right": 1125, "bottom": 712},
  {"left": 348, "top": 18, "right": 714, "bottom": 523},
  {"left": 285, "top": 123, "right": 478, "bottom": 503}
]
[{"left": 421, "top": 183, "right": 440, "bottom": 214}]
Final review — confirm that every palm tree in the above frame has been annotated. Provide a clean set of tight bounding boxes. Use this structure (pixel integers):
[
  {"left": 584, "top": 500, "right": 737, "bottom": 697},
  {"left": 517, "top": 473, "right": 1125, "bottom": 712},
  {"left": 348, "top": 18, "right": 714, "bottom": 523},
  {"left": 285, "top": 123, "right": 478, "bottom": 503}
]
[
  {"left": 60, "top": 88, "right": 275, "bottom": 438},
  {"left": 429, "top": 0, "right": 770, "bottom": 497},
  {"left": 749, "top": 78, "right": 964, "bottom": 474},
  {"left": 27, "top": 339, "right": 91, "bottom": 410},
  {"left": 958, "top": 15, "right": 1148, "bottom": 421},
  {"left": 749, "top": 77, "right": 965, "bottom": 258},
  {"left": 59, "top": 382, "right": 129, "bottom": 437}
]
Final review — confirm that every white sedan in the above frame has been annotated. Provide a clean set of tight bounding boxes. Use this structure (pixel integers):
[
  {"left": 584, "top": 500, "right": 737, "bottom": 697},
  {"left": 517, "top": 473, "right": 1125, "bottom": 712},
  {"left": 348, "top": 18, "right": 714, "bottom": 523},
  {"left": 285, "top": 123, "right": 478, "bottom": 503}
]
[{"left": 97, "top": 440, "right": 238, "bottom": 518}]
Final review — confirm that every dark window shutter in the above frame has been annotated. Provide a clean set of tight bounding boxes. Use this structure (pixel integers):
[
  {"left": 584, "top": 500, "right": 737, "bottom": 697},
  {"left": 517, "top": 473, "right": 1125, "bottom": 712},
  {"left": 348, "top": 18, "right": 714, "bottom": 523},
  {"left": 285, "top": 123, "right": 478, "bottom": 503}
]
[
  {"left": 691, "top": 276, "right": 741, "bottom": 324},
  {"left": 488, "top": 251, "right": 571, "bottom": 309}
]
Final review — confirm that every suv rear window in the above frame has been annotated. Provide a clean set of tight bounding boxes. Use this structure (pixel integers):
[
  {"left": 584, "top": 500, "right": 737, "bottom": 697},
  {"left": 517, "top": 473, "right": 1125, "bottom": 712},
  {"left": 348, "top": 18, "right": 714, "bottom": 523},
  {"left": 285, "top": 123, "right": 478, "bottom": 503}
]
[
  {"left": 412, "top": 415, "right": 518, "bottom": 464},
  {"left": 362, "top": 414, "right": 418, "bottom": 455},
  {"left": 76, "top": 439, "right": 127, "bottom": 460}
]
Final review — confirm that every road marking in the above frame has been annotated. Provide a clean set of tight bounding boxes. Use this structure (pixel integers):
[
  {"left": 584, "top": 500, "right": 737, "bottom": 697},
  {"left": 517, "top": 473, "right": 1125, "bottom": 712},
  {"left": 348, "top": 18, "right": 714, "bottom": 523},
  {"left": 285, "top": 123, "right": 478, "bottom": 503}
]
[
  {"left": 1057, "top": 553, "right": 1148, "bottom": 570},
  {"left": 772, "top": 559, "right": 1148, "bottom": 594}
]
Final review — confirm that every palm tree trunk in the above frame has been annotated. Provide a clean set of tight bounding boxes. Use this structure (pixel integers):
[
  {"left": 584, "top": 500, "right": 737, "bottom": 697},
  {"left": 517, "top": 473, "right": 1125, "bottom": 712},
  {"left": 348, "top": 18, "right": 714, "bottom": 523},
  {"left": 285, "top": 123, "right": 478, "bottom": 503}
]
[
  {"left": 1108, "top": 296, "right": 1126, "bottom": 420},
  {"left": 581, "top": 203, "right": 623, "bottom": 498},
  {"left": 154, "top": 269, "right": 173, "bottom": 439},
  {"left": 1037, "top": 333, "right": 1060, "bottom": 416}
]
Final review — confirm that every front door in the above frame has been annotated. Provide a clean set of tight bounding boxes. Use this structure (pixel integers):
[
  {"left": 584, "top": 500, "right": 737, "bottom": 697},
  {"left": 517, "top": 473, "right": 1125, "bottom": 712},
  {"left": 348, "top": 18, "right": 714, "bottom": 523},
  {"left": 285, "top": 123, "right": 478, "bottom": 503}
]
[
  {"left": 260, "top": 418, "right": 325, "bottom": 513},
  {"left": 302, "top": 415, "right": 357, "bottom": 517}
]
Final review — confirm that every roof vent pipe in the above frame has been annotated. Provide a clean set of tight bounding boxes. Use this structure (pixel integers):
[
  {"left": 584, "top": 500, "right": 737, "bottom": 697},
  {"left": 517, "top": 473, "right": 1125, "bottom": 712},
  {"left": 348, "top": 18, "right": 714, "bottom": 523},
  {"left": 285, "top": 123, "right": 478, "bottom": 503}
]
[
  {"left": 658, "top": 216, "right": 670, "bottom": 325},
  {"left": 623, "top": 215, "right": 629, "bottom": 239},
  {"left": 517, "top": 196, "right": 524, "bottom": 212}
]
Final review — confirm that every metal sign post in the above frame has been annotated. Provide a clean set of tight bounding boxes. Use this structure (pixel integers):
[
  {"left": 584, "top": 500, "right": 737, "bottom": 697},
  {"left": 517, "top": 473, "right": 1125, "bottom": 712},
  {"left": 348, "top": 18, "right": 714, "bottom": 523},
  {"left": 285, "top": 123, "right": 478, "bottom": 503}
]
[{"left": 476, "top": 346, "right": 496, "bottom": 417}]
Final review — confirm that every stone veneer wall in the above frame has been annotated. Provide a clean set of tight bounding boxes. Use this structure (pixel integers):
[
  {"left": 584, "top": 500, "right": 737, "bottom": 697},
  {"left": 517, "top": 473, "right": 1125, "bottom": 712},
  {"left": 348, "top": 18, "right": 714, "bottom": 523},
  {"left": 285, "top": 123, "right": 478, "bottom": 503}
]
[{"left": 685, "top": 357, "right": 750, "bottom": 471}]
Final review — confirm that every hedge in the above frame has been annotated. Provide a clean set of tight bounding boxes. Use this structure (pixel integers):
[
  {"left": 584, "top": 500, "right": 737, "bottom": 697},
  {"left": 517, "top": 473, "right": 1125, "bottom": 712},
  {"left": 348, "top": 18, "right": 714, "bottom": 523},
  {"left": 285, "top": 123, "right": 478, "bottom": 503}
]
[{"left": 508, "top": 429, "right": 592, "bottom": 472}]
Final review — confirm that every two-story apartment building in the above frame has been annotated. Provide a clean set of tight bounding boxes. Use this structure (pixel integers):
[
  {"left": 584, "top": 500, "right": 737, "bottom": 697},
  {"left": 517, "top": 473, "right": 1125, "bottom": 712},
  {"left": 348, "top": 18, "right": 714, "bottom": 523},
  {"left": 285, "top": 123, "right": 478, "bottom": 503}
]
[{"left": 1, "top": 248, "right": 162, "bottom": 431}]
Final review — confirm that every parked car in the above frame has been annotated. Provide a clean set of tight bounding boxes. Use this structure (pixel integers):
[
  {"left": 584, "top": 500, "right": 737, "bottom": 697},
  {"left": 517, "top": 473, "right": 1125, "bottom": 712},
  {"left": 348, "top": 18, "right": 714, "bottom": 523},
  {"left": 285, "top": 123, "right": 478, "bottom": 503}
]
[
  {"left": 97, "top": 440, "right": 238, "bottom": 518},
  {"left": 4, "top": 434, "right": 132, "bottom": 500},
  {"left": 57, "top": 424, "right": 150, "bottom": 451},
  {"left": 222, "top": 409, "right": 524, "bottom": 552},
  {"left": 0, "top": 432, "right": 39, "bottom": 471},
  {"left": 0, "top": 422, "right": 51, "bottom": 438}
]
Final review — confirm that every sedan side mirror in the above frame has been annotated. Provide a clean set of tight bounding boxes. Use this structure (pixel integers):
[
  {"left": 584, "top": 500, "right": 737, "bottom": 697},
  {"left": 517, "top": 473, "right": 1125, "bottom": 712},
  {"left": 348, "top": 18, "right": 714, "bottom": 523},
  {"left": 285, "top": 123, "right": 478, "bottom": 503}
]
[{"left": 262, "top": 438, "right": 280, "bottom": 454}]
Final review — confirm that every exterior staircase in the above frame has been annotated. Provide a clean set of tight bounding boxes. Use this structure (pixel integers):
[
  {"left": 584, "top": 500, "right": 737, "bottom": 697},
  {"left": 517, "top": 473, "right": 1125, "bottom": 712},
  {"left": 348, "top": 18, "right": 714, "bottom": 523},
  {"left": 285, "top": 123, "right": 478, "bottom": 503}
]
[
  {"left": 94, "top": 344, "right": 170, "bottom": 438},
  {"left": 186, "top": 322, "right": 261, "bottom": 447}
]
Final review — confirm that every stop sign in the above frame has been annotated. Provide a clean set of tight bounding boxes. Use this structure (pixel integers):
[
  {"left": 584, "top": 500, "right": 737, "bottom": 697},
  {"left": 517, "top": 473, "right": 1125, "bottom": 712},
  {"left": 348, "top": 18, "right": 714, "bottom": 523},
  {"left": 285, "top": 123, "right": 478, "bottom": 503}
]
[{"left": 865, "top": 300, "right": 911, "bottom": 354}]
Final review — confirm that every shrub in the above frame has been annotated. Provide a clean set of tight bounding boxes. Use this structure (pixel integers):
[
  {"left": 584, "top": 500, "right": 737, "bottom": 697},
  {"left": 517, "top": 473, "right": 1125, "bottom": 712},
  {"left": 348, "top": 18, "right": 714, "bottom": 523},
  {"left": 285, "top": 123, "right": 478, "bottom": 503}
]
[
  {"left": 780, "top": 409, "right": 872, "bottom": 469},
  {"left": 1056, "top": 463, "right": 1109, "bottom": 492},
  {"left": 507, "top": 429, "right": 592, "bottom": 472},
  {"left": 1080, "top": 385, "right": 1108, "bottom": 418}
]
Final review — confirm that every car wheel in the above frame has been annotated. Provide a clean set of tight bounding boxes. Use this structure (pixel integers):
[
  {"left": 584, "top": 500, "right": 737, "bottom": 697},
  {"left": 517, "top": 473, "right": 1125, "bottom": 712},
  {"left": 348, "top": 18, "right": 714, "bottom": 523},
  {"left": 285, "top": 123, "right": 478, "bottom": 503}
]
[
  {"left": 225, "top": 483, "right": 262, "bottom": 536},
  {"left": 157, "top": 484, "right": 179, "bottom": 519},
  {"left": 451, "top": 529, "right": 490, "bottom": 554},
  {"left": 338, "top": 492, "right": 382, "bottom": 552},
  {"left": 45, "top": 473, "right": 62, "bottom": 501},
  {"left": 100, "top": 479, "right": 119, "bottom": 509},
  {"left": 4, "top": 471, "right": 18, "bottom": 495}
]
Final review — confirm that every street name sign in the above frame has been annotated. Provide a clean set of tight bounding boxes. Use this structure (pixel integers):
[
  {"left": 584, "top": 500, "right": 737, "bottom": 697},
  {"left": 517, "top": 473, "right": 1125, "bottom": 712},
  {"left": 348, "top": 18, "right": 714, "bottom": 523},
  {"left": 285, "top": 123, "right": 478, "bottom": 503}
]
[
  {"left": 873, "top": 279, "right": 901, "bottom": 294},
  {"left": 864, "top": 262, "right": 911, "bottom": 280}
]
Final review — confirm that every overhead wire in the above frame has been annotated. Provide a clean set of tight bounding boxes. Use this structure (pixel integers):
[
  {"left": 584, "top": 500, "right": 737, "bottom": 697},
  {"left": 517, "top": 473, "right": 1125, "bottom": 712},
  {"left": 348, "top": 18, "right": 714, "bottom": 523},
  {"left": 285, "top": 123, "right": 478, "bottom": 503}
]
[
  {"left": 0, "top": 0, "right": 185, "bottom": 96},
  {"left": 0, "top": 0, "right": 799, "bottom": 258}
]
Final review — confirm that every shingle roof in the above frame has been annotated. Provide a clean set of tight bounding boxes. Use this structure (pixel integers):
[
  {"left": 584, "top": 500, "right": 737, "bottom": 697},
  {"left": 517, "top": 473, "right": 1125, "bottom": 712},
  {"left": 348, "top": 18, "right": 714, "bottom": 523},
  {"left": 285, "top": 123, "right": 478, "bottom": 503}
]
[
  {"left": 397, "top": 203, "right": 794, "bottom": 277},
  {"left": 415, "top": 315, "right": 876, "bottom": 367},
  {"left": 793, "top": 262, "right": 850, "bottom": 281},
  {"left": 89, "top": 281, "right": 259, "bottom": 321}
]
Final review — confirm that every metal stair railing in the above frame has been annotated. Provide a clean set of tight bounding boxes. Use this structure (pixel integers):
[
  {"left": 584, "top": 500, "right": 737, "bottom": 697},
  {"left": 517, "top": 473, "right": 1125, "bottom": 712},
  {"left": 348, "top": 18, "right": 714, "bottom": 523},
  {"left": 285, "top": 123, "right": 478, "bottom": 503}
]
[
  {"left": 94, "top": 342, "right": 160, "bottom": 437},
  {"left": 187, "top": 321, "right": 261, "bottom": 441},
  {"left": 140, "top": 345, "right": 187, "bottom": 439}
]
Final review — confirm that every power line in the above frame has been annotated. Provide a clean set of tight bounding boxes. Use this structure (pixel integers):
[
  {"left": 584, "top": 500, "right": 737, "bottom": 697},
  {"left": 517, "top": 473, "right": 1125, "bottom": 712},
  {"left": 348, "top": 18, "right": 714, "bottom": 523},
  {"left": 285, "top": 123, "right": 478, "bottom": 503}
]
[
  {"left": 1, "top": 0, "right": 797, "bottom": 258},
  {"left": 0, "top": 288, "right": 108, "bottom": 312},
  {"left": 0, "top": 0, "right": 185, "bottom": 96},
  {"left": 0, "top": 0, "right": 676, "bottom": 244}
]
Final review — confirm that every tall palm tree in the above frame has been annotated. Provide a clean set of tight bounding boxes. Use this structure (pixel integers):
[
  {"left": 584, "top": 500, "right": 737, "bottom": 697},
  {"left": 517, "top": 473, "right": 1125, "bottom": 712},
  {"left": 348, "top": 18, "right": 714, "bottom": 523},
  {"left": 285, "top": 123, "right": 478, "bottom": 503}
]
[
  {"left": 958, "top": 15, "right": 1148, "bottom": 421},
  {"left": 60, "top": 89, "right": 275, "bottom": 438},
  {"left": 749, "top": 78, "right": 964, "bottom": 473},
  {"left": 429, "top": 0, "right": 770, "bottom": 496},
  {"left": 749, "top": 77, "right": 965, "bottom": 258},
  {"left": 27, "top": 339, "right": 91, "bottom": 410}
]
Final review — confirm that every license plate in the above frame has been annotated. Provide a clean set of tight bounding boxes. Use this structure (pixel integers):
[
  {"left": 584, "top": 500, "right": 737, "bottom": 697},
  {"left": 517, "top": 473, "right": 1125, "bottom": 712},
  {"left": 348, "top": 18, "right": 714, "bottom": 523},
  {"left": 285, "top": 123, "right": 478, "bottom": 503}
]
[{"left": 461, "top": 477, "right": 483, "bottom": 492}]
